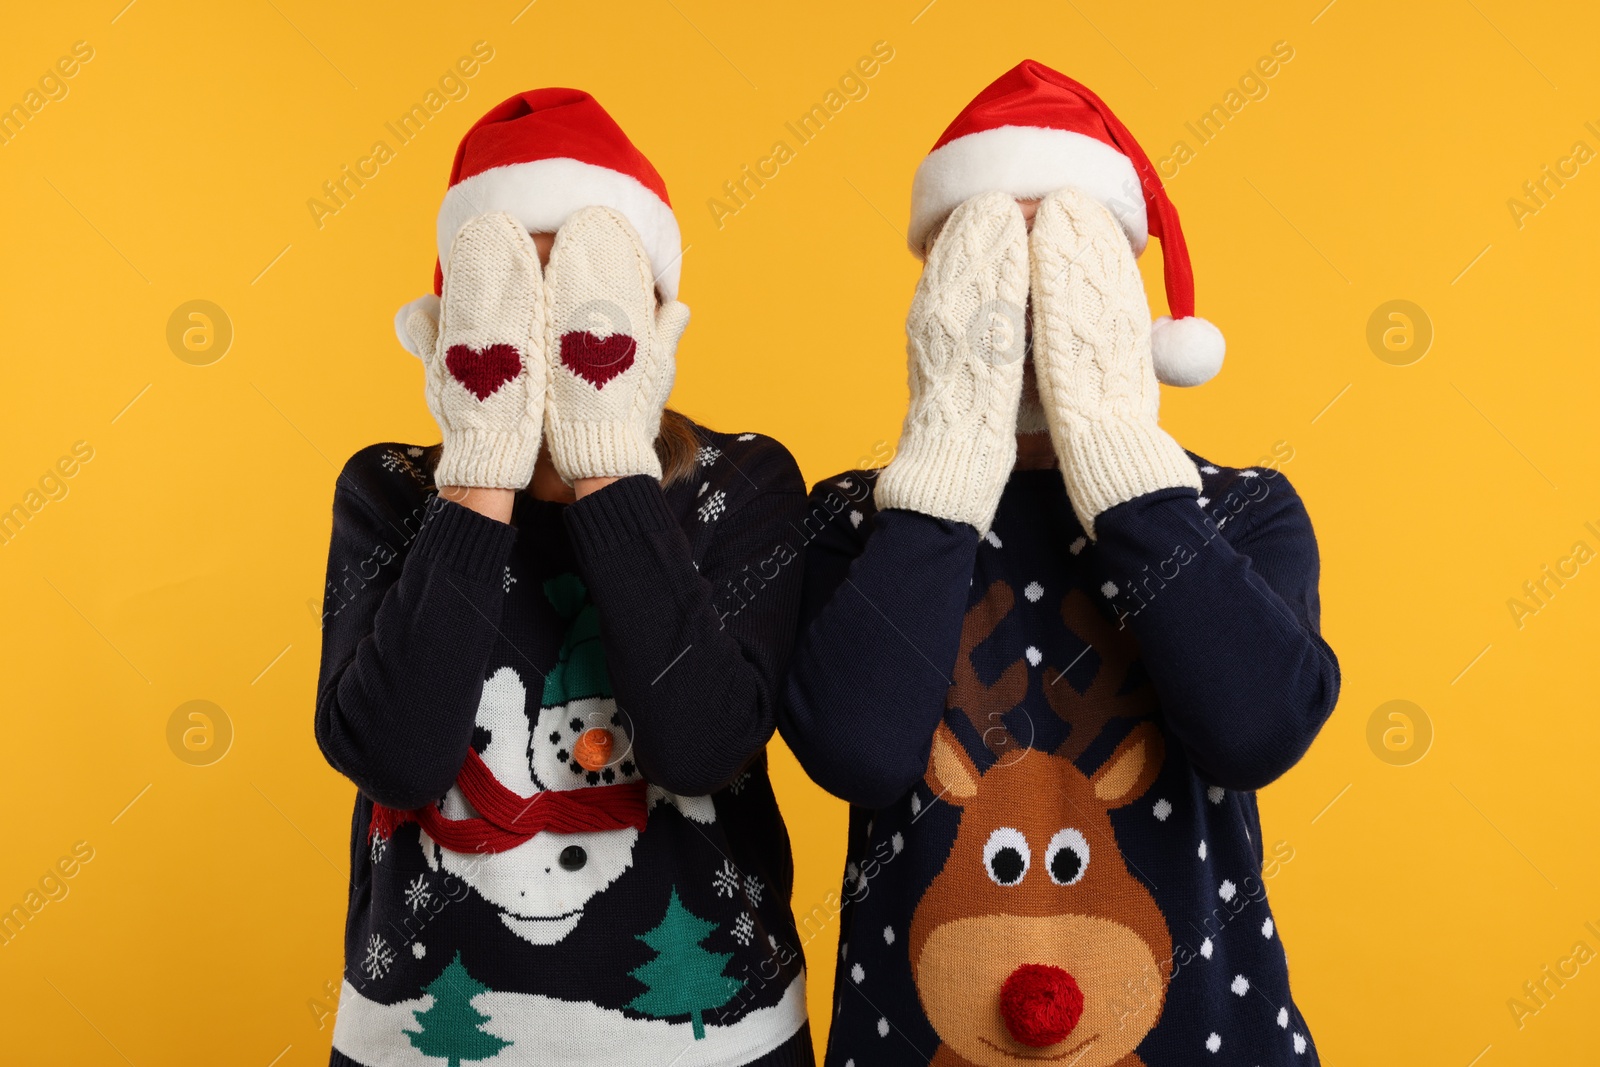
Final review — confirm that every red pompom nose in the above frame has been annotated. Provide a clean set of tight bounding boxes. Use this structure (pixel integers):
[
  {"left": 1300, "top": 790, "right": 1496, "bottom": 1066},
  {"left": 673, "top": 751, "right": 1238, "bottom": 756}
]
[{"left": 1000, "top": 964, "right": 1085, "bottom": 1048}]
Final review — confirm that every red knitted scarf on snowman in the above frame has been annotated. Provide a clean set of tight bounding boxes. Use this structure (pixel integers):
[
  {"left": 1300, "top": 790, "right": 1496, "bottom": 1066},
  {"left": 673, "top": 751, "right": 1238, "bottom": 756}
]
[{"left": 367, "top": 747, "right": 648, "bottom": 854}]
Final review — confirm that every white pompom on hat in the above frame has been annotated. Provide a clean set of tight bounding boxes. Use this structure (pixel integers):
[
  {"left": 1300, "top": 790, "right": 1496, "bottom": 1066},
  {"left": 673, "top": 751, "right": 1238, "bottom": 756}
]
[
  {"left": 909, "top": 60, "right": 1224, "bottom": 387},
  {"left": 395, "top": 88, "right": 682, "bottom": 357}
]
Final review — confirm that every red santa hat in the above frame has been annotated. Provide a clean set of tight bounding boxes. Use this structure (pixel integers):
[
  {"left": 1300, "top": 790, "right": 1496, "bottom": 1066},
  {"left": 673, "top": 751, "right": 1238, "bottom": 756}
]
[
  {"left": 909, "top": 60, "right": 1224, "bottom": 387},
  {"left": 395, "top": 88, "right": 682, "bottom": 356}
]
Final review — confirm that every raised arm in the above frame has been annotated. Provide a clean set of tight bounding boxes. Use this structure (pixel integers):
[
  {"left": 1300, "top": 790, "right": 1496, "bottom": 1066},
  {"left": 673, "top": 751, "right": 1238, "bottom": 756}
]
[
  {"left": 314, "top": 477, "right": 518, "bottom": 810},
  {"left": 564, "top": 459, "right": 807, "bottom": 798},
  {"left": 543, "top": 206, "right": 804, "bottom": 796},
  {"left": 780, "top": 486, "right": 979, "bottom": 809},
  {"left": 1027, "top": 187, "right": 1337, "bottom": 790},
  {"left": 781, "top": 192, "right": 1030, "bottom": 808},
  {"left": 1093, "top": 473, "right": 1340, "bottom": 790},
  {"left": 317, "top": 211, "right": 547, "bottom": 809}
]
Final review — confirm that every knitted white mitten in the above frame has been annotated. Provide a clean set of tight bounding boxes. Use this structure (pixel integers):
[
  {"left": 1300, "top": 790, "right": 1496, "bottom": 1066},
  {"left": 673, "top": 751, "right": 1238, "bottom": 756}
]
[
  {"left": 543, "top": 206, "right": 689, "bottom": 483},
  {"left": 404, "top": 212, "right": 546, "bottom": 490},
  {"left": 1030, "top": 187, "right": 1201, "bottom": 539},
  {"left": 876, "top": 192, "right": 1029, "bottom": 535}
]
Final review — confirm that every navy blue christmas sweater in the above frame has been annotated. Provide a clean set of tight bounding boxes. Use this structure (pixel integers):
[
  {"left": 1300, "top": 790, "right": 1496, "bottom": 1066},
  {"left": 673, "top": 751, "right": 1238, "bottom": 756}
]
[
  {"left": 314, "top": 427, "right": 815, "bottom": 1067},
  {"left": 780, "top": 453, "right": 1340, "bottom": 1067}
]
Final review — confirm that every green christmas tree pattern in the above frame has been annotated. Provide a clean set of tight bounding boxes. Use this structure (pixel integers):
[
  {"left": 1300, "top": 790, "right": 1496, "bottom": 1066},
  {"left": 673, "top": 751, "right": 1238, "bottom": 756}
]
[
  {"left": 407, "top": 951, "right": 512, "bottom": 1066},
  {"left": 628, "top": 887, "right": 746, "bottom": 1039}
]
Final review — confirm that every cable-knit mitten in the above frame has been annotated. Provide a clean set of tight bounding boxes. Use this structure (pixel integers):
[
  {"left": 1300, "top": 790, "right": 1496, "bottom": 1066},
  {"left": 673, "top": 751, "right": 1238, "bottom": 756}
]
[
  {"left": 543, "top": 206, "right": 688, "bottom": 483},
  {"left": 405, "top": 212, "right": 546, "bottom": 490},
  {"left": 876, "top": 192, "right": 1029, "bottom": 535},
  {"left": 1030, "top": 187, "right": 1200, "bottom": 538}
]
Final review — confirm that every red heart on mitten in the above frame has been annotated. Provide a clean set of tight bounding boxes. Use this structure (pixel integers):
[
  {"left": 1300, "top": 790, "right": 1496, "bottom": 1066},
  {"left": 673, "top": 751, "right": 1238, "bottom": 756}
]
[
  {"left": 559, "top": 331, "right": 637, "bottom": 389},
  {"left": 445, "top": 344, "right": 522, "bottom": 400}
]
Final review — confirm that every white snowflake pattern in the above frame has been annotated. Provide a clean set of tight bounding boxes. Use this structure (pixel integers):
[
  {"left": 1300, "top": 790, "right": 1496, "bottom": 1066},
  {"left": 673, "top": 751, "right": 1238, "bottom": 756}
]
[
  {"left": 1207, "top": 785, "right": 1226, "bottom": 805},
  {"left": 1293, "top": 1032, "right": 1307, "bottom": 1054},
  {"left": 882, "top": 925, "right": 895, "bottom": 944},
  {"left": 369, "top": 832, "right": 387, "bottom": 864},
  {"left": 1198, "top": 840, "right": 1208, "bottom": 860},
  {"left": 1231, "top": 974, "right": 1250, "bottom": 996},
  {"left": 849, "top": 510, "right": 864, "bottom": 528},
  {"left": 1277, "top": 1007, "right": 1290, "bottom": 1028},
  {"left": 890, "top": 832, "right": 904, "bottom": 855},
  {"left": 696, "top": 445, "right": 722, "bottom": 466},
  {"left": 737, "top": 433, "right": 757, "bottom": 441},
  {"left": 405, "top": 874, "right": 434, "bottom": 914},
  {"left": 1152, "top": 798, "right": 1172, "bottom": 821},
  {"left": 731, "top": 911, "right": 754, "bottom": 946},
  {"left": 406, "top": 446, "right": 424, "bottom": 458},
  {"left": 1262, "top": 916, "right": 1276, "bottom": 939},
  {"left": 698, "top": 489, "right": 728, "bottom": 523},
  {"left": 851, "top": 962, "right": 865, "bottom": 983},
  {"left": 712, "top": 859, "right": 741, "bottom": 898},
  {"left": 876, "top": 1018, "right": 890, "bottom": 1037},
  {"left": 502, "top": 566, "right": 517, "bottom": 594},
  {"left": 380, "top": 449, "right": 427, "bottom": 485},
  {"left": 362, "top": 933, "right": 396, "bottom": 980},
  {"left": 412, "top": 942, "right": 426, "bottom": 959},
  {"left": 745, "top": 874, "right": 764, "bottom": 905},
  {"left": 1201, "top": 464, "right": 1220, "bottom": 474},
  {"left": 1219, "top": 879, "right": 1238, "bottom": 902},
  {"left": 1101, "top": 580, "right": 1119, "bottom": 598},
  {"left": 1024, "top": 646, "right": 1042, "bottom": 666},
  {"left": 1205, "top": 1032, "right": 1221, "bottom": 1053},
  {"left": 1200, "top": 937, "right": 1214, "bottom": 959},
  {"left": 1024, "top": 581, "right": 1044, "bottom": 602}
]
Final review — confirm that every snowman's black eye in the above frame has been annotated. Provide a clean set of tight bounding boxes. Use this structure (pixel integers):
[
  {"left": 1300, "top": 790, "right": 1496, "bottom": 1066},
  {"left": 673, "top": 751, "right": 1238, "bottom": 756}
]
[
  {"left": 983, "top": 827, "right": 1030, "bottom": 886},
  {"left": 558, "top": 845, "right": 587, "bottom": 871}
]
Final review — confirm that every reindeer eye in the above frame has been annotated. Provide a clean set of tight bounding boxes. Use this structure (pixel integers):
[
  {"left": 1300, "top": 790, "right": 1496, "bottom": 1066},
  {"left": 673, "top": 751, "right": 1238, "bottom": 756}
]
[
  {"left": 983, "top": 828, "right": 1030, "bottom": 886},
  {"left": 1045, "top": 829, "right": 1090, "bottom": 886},
  {"left": 558, "top": 845, "right": 587, "bottom": 871}
]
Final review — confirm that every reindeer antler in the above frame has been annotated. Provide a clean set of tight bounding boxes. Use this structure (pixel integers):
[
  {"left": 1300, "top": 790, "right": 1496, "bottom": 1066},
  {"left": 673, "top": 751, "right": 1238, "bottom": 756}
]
[
  {"left": 947, "top": 581, "right": 1029, "bottom": 761},
  {"left": 1046, "top": 589, "right": 1156, "bottom": 762}
]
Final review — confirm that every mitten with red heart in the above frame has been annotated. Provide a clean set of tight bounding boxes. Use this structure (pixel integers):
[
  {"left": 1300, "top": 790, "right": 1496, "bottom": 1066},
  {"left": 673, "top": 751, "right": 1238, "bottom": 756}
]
[
  {"left": 544, "top": 206, "right": 689, "bottom": 483},
  {"left": 404, "top": 212, "right": 546, "bottom": 490}
]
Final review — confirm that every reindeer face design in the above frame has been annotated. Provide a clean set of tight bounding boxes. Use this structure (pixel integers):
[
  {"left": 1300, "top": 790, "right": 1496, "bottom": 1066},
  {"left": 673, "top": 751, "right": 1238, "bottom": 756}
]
[
  {"left": 910, "top": 581, "right": 1172, "bottom": 1067},
  {"left": 912, "top": 723, "right": 1170, "bottom": 1067},
  {"left": 423, "top": 666, "right": 642, "bottom": 946}
]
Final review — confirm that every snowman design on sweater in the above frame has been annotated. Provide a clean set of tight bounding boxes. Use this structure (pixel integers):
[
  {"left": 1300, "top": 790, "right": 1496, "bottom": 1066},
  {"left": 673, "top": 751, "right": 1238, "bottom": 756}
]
[
  {"left": 339, "top": 574, "right": 800, "bottom": 1067},
  {"left": 420, "top": 574, "right": 715, "bottom": 945}
]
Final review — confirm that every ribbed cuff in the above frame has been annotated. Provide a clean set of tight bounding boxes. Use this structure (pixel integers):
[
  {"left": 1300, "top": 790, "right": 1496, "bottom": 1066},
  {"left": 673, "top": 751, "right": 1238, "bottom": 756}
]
[
  {"left": 564, "top": 474, "right": 676, "bottom": 554},
  {"left": 435, "top": 429, "right": 541, "bottom": 490},
  {"left": 874, "top": 431, "right": 1014, "bottom": 535},
  {"left": 548, "top": 420, "right": 662, "bottom": 482},
  {"left": 409, "top": 494, "right": 518, "bottom": 583},
  {"left": 1060, "top": 418, "right": 1201, "bottom": 538}
]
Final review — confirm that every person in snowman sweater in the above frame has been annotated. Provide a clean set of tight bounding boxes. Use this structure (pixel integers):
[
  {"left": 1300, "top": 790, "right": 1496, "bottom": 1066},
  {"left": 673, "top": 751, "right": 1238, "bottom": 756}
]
[
  {"left": 316, "top": 90, "right": 813, "bottom": 1067},
  {"left": 780, "top": 63, "right": 1340, "bottom": 1066}
]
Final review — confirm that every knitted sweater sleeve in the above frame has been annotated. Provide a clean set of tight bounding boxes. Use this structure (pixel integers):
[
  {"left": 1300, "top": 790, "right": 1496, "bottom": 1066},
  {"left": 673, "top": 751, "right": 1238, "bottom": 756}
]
[
  {"left": 779, "top": 478, "right": 981, "bottom": 809},
  {"left": 1091, "top": 468, "right": 1341, "bottom": 791},
  {"left": 563, "top": 447, "right": 807, "bottom": 797},
  {"left": 314, "top": 453, "right": 518, "bottom": 811}
]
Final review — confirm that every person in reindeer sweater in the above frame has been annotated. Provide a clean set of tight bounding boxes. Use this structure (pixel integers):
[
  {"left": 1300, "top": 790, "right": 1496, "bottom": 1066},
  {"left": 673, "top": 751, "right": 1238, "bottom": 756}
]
[
  {"left": 316, "top": 90, "right": 813, "bottom": 1067},
  {"left": 780, "top": 62, "right": 1340, "bottom": 1066}
]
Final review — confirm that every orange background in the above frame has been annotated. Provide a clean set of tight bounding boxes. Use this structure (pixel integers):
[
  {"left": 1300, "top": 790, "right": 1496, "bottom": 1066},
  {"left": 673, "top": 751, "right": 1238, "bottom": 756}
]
[{"left": 2, "top": 1, "right": 1597, "bottom": 1063}]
